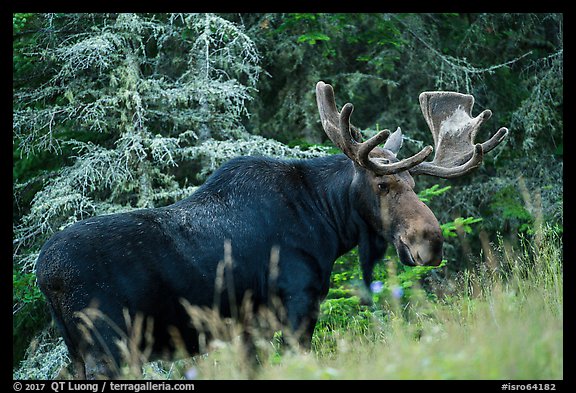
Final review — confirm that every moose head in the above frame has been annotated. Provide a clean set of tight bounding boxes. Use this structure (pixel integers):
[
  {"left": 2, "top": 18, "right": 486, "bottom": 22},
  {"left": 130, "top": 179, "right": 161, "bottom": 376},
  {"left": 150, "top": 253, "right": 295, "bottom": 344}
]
[{"left": 316, "top": 81, "right": 508, "bottom": 270}]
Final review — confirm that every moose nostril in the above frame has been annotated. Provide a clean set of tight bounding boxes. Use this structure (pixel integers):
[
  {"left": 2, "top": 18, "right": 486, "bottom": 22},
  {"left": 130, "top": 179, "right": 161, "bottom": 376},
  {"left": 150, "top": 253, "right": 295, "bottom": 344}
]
[
  {"left": 416, "top": 245, "right": 443, "bottom": 266},
  {"left": 415, "top": 251, "right": 424, "bottom": 266}
]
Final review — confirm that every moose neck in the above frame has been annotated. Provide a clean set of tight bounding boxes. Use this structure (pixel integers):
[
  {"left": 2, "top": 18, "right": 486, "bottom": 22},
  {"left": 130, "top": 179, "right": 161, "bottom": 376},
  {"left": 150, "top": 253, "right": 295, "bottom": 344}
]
[{"left": 301, "top": 154, "right": 373, "bottom": 256}]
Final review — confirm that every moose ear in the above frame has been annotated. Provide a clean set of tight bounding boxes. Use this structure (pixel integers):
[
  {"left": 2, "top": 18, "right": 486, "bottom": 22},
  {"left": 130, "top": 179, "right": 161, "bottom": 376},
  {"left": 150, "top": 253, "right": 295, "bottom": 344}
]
[{"left": 383, "top": 127, "right": 403, "bottom": 155}]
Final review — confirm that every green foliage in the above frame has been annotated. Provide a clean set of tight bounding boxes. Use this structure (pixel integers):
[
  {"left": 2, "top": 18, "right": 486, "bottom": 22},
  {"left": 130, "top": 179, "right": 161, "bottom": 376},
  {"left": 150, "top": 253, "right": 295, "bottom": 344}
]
[
  {"left": 417, "top": 184, "right": 451, "bottom": 203},
  {"left": 13, "top": 13, "right": 34, "bottom": 33},
  {"left": 13, "top": 268, "right": 51, "bottom": 366},
  {"left": 489, "top": 184, "right": 534, "bottom": 233},
  {"left": 329, "top": 248, "right": 359, "bottom": 288},
  {"left": 297, "top": 32, "right": 330, "bottom": 45},
  {"left": 13, "top": 13, "right": 39, "bottom": 83},
  {"left": 417, "top": 183, "right": 484, "bottom": 245},
  {"left": 441, "top": 216, "right": 483, "bottom": 239},
  {"left": 13, "top": 270, "right": 42, "bottom": 304},
  {"left": 319, "top": 297, "right": 366, "bottom": 329}
]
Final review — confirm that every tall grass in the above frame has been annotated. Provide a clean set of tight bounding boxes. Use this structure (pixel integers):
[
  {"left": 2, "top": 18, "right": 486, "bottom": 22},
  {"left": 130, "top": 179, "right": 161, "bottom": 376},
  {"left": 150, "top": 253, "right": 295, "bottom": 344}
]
[
  {"left": 143, "top": 225, "right": 562, "bottom": 380},
  {"left": 14, "top": 225, "right": 562, "bottom": 380}
]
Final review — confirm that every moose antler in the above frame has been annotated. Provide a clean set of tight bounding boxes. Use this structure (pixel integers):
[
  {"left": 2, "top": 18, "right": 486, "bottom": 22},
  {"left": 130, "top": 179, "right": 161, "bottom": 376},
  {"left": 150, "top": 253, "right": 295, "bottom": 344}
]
[
  {"left": 409, "top": 91, "right": 508, "bottom": 178},
  {"left": 316, "top": 81, "right": 433, "bottom": 175}
]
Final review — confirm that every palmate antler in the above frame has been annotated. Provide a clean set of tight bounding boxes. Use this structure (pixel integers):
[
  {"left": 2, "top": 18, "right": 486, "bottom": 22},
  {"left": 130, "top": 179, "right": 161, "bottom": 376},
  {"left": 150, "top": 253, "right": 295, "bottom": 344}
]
[
  {"left": 316, "top": 81, "right": 433, "bottom": 175},
  {"left": 315, "top": 81, "right": 508, "bottom": 179},
  {"left": 409, "top": 91, "right": 509, "bottom": 178}
]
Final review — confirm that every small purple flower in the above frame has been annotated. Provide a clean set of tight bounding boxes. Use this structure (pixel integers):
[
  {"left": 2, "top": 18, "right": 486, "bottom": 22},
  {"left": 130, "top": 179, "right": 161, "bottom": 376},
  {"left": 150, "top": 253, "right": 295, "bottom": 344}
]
[
  {"left": 370, "top": 280, "right": 384, "bottom": 294},
  {"left": 185, "top": 367, "right": 198, "bottom": 380},
  {"left": 391, "top": 285, "right": 404, "bottom": 299}
]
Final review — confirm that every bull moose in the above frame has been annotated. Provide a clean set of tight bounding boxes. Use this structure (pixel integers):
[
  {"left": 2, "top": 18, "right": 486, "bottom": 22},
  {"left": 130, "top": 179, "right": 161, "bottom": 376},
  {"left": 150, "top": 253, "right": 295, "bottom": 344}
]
[{"left": 36, "top": 81, "right": 508, "bottom": 379}]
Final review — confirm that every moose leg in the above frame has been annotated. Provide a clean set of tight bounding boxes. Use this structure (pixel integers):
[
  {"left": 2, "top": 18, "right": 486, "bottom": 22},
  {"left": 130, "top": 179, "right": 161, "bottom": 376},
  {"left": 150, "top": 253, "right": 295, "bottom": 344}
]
[
  {"left": 60, "top": 331, "right": 88, "bottom": 379},
  {"left": 281, "top": 291, "right": 320, "bottom": 351},
  {"left": 73, "top": 357, "right": 87, "bottom": 380},
  {"left": 75, "top": 305, "right": 134, "bottom": 379},
  {"left": 81, "top": 322, "right": 124, "bottom": 379},
  {"left": 273, "top": 255, "right": 323, "bottom": 351}
]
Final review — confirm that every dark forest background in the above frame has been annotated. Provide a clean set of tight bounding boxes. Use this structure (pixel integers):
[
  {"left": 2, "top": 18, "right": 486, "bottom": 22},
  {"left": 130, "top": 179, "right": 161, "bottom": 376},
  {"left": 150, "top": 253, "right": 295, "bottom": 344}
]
[{"left": 13, "top": 13, "right": 563, "bottom": 375}]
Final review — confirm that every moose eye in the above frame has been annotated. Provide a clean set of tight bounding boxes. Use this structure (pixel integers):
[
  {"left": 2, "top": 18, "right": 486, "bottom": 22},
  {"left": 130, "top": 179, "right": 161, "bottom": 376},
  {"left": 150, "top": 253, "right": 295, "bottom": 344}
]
[{"left": 378, "top": 182, "right": 390, "bottom": 193}]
